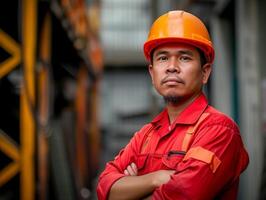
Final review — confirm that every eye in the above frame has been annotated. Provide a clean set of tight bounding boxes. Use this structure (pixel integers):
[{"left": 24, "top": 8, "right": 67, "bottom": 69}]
[
  {"left": 157, "top": 55, "right": 168, "bottom": 62},
  {"left": 180, "top": 55, "right": 192, "bottom": 62}
]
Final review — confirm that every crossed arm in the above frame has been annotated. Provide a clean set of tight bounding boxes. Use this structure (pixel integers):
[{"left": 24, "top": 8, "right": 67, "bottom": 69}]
[
  {"left": 98, "top": 123, "right": 249, "bottom": 200},
  {"left": 108, "top": 163, "right": 174, "bottom": 200}
]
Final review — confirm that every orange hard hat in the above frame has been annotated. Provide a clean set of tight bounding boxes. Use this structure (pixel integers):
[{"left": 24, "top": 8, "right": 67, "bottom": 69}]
[{"left": 143, "top": 10, "right": 215, "bottom": 63}]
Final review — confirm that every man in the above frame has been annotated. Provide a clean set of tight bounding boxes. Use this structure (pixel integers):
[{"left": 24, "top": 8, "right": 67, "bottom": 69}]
[{"left": 97, "top": 10, "right": 249, "bottom": 200}]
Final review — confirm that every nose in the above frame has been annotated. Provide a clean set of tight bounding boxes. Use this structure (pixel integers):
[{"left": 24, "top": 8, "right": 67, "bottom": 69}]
[{"left": 166, "top": 57, "right": 180, "bottom": 73}]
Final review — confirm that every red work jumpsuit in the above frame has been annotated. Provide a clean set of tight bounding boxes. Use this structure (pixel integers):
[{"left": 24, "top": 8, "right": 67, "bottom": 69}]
[{"left": 97, "top": 94, "right": 249, "bottom": 200}]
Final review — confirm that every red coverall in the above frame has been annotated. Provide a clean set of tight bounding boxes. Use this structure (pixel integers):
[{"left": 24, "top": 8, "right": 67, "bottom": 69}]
[{"left": 97, "top": 94, "right": 249, "bottom": 200}]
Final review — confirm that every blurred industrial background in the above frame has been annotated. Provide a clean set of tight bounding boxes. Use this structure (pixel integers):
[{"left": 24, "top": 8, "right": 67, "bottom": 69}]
[{"left": 0, "top": 0, "right": 265, "bottom": 199}]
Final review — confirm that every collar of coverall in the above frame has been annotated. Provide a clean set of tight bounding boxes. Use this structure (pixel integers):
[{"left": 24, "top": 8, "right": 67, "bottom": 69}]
[{"left": 151, "top": 92, "right": 208, "bottom": 126}]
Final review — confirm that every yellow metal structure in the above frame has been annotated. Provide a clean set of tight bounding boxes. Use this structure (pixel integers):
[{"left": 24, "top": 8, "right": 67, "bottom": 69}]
[
  {"left": 0, "top": 0, "right": 37, "bottom": 198},
  {"left": 0, "top": 29, "right": 21, "bottom": 188},
  {"left": 0, "top": 4, "right": 21, "bottom": 194},
  {"left": 0, "top": 29, "right": 21, "bottom": 78},
  {"left": 20, "top": 0, "right": 37, "bottom": 199},
  {"left": 0, "top": 131, "right": 20, "bottom": 187},
  {"left": 0, "top": 0, "right": 103, "bottom": 199}
]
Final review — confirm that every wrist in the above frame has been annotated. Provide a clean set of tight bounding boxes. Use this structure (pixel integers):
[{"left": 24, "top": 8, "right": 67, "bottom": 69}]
[{"left": 150, "top": 173, "right": 160, "bottom": 188}]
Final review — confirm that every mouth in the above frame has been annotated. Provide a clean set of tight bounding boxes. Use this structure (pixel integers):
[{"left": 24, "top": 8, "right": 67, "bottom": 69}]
[{"left": 161, "top": 76, "right": 185, "bottom": 85}]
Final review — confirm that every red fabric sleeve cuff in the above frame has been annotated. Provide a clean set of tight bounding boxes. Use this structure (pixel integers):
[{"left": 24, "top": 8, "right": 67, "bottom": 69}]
[{"left": 97, "top": 173, "right": 125, "bottom": 200}]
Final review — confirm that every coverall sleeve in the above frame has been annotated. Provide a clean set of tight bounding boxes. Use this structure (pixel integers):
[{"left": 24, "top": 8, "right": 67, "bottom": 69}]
[
  {"left": 152, "top": 121, "right": 249, "bottom": 200},
  {"left": 97, "top": 126, "right": 147, "bottom": 200}
]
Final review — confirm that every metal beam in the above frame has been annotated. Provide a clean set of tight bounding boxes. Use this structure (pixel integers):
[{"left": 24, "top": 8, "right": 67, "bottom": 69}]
[
  {"left": 20, "top": 0, "right": 37, "bottom": 199},
  {"left": 0, "top": 29, "right": 21, "bottom": 78}
]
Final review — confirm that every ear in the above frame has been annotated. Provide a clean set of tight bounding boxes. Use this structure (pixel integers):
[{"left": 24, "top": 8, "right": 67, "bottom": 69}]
[
  {"left": 201, "top": 63, "right": 212, "bottom": 84},
  {"left": 148, "top": 64, "right": 154, "bottom": 84}
]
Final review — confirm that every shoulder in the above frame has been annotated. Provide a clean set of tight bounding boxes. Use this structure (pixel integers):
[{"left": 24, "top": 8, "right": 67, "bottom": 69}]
[
  {"left": 127, "top": 123, "right": 154, "bottom": 153},
  {"left": 192, "top": 106, "right": 248, "bottom": 160},
  {"left": 204, "top": 106, "right": 239, "bottom": 132},
  {"left": 193, "top": 106, "right": 242, "bottom": 147},
  {"left": 134, "top": 123, "right": 154, "bottom": 138}
]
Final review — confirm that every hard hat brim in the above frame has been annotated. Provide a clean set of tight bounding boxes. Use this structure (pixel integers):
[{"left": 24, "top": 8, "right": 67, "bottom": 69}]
[{"left": 143, "top": 38, "right": 215, "bottom": 64}]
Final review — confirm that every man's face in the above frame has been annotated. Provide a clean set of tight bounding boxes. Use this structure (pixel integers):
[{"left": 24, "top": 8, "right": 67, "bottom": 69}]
[{"left": 149, "top": 43, "right": 211, "bottom": 104}]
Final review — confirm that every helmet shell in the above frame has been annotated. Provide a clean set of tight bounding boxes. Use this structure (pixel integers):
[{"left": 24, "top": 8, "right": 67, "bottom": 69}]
[{"left": 143, "top": 10, "right": 215, "bottom": 63}]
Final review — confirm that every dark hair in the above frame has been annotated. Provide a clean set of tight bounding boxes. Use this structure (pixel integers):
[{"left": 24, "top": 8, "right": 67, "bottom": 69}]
[{"left": 150, "top": 47, "right": 207, "bottom": 67}]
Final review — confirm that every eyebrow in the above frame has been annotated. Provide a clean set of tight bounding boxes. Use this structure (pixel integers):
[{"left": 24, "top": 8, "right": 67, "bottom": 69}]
[{"left": 154, "top": 49, "right": 194, "bottom": 58}]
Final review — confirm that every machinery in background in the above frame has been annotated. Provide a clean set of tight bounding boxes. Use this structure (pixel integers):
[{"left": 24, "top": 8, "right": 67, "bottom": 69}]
[{"left": 0, "top": 0, "right": 103, "bottom": 199}]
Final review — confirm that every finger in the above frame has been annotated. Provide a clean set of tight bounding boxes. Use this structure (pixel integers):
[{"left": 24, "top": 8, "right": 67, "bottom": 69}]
[
  {"left": 124, "top": 169, "right": 129, "bottom": 175},
  {"left": 126, "top": 165, "right": 136, "bottom": 176},
  {"left": 130, "top": 163, "right": 138, "bottom": 175}
]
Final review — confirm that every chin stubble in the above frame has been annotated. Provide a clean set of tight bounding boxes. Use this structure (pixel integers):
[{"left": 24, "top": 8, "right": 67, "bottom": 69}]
[{"left": 163, "top": 95, "right": 182, "bottom": 104}]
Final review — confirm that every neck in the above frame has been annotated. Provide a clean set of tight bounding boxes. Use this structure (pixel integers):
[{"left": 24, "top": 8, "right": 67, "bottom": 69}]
[{"left": 167, "top": 92, "right": 202, "bottom": 124}]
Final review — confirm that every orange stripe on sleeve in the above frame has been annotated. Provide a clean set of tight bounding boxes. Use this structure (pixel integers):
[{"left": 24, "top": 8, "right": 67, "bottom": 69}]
[{"left": 183, "top": 146, "right": 221, "bottom": 173}]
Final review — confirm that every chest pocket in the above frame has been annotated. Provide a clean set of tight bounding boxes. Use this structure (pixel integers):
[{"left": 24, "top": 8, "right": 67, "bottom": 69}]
[
  {"left": 136, "top": 151, "right": 185, "bottom": 174},
  {"left": 162, "top": 151, "right": 186, "bottom": 169},
  {"left": 138, "top": 113, "right": 211, "bottom": 172}
]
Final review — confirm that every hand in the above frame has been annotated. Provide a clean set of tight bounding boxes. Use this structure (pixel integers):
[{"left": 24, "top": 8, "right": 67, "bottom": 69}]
[
  {"left": 124, "top": 163, "right": 174, "bottom": 187},
  {"left": 150, "top": 170, "right": 175, "bottom": 187},
  {"left": 109, "top": 166, "right": 174, "bottom": 200},
  {"left": 124, "top": 162, "right": 138, "bottom": 176}
]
